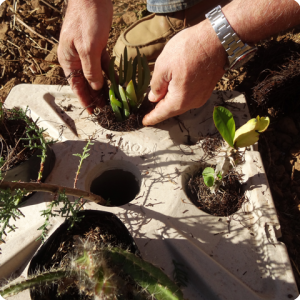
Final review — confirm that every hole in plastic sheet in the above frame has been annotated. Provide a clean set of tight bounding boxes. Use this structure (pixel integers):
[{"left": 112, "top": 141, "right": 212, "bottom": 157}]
[{"left": 90, "top": 169, "right": 140, "bottom": 206}]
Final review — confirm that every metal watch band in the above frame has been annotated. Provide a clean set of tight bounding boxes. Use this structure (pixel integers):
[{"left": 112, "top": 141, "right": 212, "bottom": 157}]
[{"left": 205, "top": 5, "right": 253, "bottom": 68}]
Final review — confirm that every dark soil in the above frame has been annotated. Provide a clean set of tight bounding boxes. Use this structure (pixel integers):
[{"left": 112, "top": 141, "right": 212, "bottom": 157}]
[
  {"left": 1, "top": 0, "right": 300, "bottom": 292},
  {"left": 93, "top": 97, "right": 155, "bottom": 132},
  {"left": 29, "top": 211, "right": 140, "bottom": 300},
  {"left": 187, "top": 167, "right": 246, "bottom": 216}
]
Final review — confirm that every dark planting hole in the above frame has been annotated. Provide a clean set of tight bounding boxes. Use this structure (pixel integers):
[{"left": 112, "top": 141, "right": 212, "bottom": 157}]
[{"left": 90, "top": 169, "right": 140, "bottom": 206}]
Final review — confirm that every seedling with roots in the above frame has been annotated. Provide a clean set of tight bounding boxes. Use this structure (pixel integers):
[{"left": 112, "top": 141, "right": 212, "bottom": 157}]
[
  {"left": 0, "top": 239, "right": 184, "bottom": 300},
  {"left": 202, "top": 106, "right": 270, "bottom": 191},
  {"left": 109, "top": 47, "right": 150, "bottom": 121}
]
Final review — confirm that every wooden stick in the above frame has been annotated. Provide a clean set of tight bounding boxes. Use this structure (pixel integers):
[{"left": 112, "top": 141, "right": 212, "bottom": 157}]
[
  {"left": 40, "top": 0, "right": 61, "bottom": 13},
  {"left": 0, "top": 181, "right": 107, "bottom": 205},
  {"left": 15, "top": 17, "right": 56, "bottom": 45}
]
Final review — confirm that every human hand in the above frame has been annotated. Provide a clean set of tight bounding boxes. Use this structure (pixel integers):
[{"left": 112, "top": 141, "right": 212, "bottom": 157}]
[
  {"left": 142, "top": 20, "right": 227, "bottom": 126},
  {"left": 58, "top": 0, "right": 113, "bottom": 114}
]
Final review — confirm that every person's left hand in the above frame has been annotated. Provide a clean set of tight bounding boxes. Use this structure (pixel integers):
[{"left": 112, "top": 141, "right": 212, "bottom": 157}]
[{"left": 142, "top": 20, "right": 227, "bottom": 126}]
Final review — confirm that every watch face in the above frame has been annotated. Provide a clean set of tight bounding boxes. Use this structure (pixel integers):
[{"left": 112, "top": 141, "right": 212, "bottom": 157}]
[{"left": 231, "top": 49, "right": 257, "bottom": 70}]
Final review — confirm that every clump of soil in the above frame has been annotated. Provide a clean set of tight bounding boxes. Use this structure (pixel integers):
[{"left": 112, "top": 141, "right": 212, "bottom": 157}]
[
  {"left": 187, "top": 167, "right": 246, "bottom": 216},
  {"left": 0, "top": 107, "right": 37, "bottom": 171}
]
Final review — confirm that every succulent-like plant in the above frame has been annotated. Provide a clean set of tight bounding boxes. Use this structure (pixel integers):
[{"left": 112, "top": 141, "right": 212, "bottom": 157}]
[
  {"left": 109, "top": 47, "right": 150, "bottom": 122},
  {"left": 0, "top": 239, "right": 184, "bottom": 300}
]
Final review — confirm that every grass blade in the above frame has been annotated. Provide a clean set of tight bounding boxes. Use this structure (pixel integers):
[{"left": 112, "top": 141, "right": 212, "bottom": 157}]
[
  {"left": 119, "top": 54, "right": 123, "bottom": 86},
  {"left": 109, "top": 87, "right": 123, "bottom": 122},
  {"left": 109, "top": 57, "right": 120, "bottom": 99},
  {"left": 124, "top": 47, "right": 128, "bottom": 85},
  {"left": 119, "top": 85, "right": 130, "bottom": 119},
  {"left": 125, "top": 58, "right": 133, "bottom": 85},
  {"left": 126, "top": 80, "right": 138, "bottom": 111}
]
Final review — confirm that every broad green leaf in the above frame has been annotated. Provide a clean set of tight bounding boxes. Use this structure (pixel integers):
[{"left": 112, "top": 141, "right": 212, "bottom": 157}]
[
  {"left": 202, "top": 167, "right": 215, "bottom": 187},
  {"left": 213, "top": 106, "right": 235, "bottom": 148},
  {"left": 256, "top": 116, "right": 270, "bottom": 132},
  {"left": 126, "top": 80, "right": 138, "bottom": 111},
  {"left": 234, "top": 130, "right": 259, "bottom": 148},
  {"left": 233, "top": 116, "right": 269, "bottom": 148},
  {"left": 119, "top": 85, "right": 130, "bottom": 119}
]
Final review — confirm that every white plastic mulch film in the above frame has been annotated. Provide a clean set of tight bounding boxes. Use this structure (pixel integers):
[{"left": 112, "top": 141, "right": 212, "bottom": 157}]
[{"left": 1, "top": 84, "right": 299, "bottom": 300}]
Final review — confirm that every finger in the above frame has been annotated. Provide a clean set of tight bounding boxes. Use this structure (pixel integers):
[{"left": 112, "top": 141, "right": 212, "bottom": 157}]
[
  {"left": 142, "top": 96, "right": 182, "bottom": 126},
  {"left": 148, "top": 63, "right": 171, "bottom": 103},
  {"left": 80, "top": 46, "right": 104, "bottom": 91}
]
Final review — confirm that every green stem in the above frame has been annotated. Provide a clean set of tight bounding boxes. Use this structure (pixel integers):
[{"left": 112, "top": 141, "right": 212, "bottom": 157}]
[{"left": 0, "top": 270, "right": 68, "bottom": 297}]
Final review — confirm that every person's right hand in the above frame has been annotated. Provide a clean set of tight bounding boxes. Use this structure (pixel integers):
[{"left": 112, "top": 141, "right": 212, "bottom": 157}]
[{"left": 58, "top": 0, "right": 113, "bottom": 114}]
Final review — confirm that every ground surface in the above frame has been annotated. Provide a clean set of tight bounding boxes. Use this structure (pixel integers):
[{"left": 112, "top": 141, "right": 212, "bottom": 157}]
[{"left": 1, "top": 0, "right": 300, "bottom": 293}]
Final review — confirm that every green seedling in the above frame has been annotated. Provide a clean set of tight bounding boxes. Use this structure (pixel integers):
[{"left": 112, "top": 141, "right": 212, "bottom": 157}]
[
  {"left": 202, "top": 106, "right": 270, "bottom": 189},
  {"left": 108, "top": 47, "right": 150, "bottom": 121}
]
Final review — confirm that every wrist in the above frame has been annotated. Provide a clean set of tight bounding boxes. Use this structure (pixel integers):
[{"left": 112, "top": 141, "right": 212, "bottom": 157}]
[
  {"left": 194, "top": 19, "right": 227, "bottom": 75},
  {"left": 222, "top": 0, "right": 300, "bottom": 44}
]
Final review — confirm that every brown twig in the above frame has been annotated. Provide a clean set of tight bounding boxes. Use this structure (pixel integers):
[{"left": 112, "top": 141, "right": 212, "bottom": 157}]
[
  {"left": 15, "top": 16, "right": 56, "bottom": 45},
  {"left": 0, "top": 181, "right": 107, "bottom": 205},
  {"left": 40, "top": 0, "right": 61, "bottom": 13}
]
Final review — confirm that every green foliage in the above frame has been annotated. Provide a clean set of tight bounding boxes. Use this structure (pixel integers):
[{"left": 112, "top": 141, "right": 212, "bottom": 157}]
[
  {"left": 202, "top": 167, "right": 215, "bottom": 187},
  {"left": 0, "top": 106, "right": 55, "bottom": 244},
  {"left": 38, "top": 140, "right": 92, "bottom": 241},
  {"left": 109, "top": 47, "right": 150, "bottom": 121},
  {"left": 0, "top": 187, "right": 27, "bottom": 245},
  {"left": 37, "top": 192, "right": 86, "bottom": 242},
  {"left": 213, "top": 106, "right": 235, "bottom": 148},
  {"left": 73, "top": 139, "right": 94, "bottom": 188},
  {"left": 0, "top": 123, "right": 92, "bottom": 243},
  {"left": 10, "top": 107, "right": 54, "bottom": 182}
]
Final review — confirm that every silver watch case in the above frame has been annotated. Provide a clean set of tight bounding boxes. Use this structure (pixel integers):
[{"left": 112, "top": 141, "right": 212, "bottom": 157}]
[{"left": 205, "top": 5, "right": 257, "bottom": 71}]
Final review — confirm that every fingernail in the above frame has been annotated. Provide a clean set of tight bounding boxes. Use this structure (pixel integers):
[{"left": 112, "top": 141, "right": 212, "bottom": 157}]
[
  {"left": 148, "top": 90, "right": 156, "bottom": 102},
  {"left": 89, "top": 81, "right": 102, "bottom": 91}
]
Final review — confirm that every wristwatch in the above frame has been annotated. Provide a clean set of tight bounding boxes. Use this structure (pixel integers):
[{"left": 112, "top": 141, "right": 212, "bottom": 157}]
[{"left": 205, "top": 5, "right": 257, "bottom": 71}]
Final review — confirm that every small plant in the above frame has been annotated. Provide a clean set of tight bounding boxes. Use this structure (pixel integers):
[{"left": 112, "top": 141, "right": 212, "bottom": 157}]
[
  {"left": 0, "top": 106, "right": 53, "bottom": 182},
  {"left": 0, "top": 239, "right": 184, "bottom": 300},
  {"left": 202, "top": 106, "right": 270, "bottom": 191},
  {"left": 73, "top": 139, "right": 94, "bottom": 188},
  {"left": 0, "top": 139, "right": 100, "bottom": 244},
  {"left": 108, "top": 47, "right": 150, "bottom": 121}
]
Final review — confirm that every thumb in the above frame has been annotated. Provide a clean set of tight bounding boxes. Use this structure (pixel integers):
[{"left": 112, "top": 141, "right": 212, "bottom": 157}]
[{"left": 148, "top": 65, "right": 170, "bottom": 102}]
